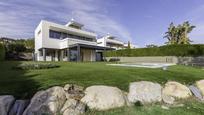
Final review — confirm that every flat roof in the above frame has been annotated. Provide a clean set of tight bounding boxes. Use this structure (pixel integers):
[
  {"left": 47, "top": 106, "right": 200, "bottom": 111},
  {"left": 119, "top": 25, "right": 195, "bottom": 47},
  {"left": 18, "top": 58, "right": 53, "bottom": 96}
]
[{"left": 66, "top": 21, "right": 84, "bottom": 28}]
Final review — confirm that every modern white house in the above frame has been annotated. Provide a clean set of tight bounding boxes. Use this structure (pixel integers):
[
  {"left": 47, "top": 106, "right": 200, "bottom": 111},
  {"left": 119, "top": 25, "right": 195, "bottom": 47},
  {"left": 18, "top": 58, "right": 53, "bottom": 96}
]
[
  {"left": 97, "top": 35, "right": 125, "bottom": 50},
  {"left": 34, "top": 20, "right": 113, "bottom": 62},
  {"left": 97, "top": 35, "right": 137, "bottom": 50}
]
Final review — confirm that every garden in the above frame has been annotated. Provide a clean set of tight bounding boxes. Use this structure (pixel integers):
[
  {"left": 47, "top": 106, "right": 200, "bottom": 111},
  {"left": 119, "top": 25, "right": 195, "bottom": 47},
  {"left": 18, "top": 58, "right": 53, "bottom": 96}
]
[{"left": 0, "top": 61, "right": 204, "bottom": 114}]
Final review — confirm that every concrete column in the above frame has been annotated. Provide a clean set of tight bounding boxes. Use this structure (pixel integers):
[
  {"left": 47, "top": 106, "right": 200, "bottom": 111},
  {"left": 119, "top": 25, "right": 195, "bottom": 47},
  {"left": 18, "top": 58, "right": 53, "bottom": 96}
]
[
  {"left": 60, "top": 50, "right": 64, "bottom": 61},
  {"left": 77, "top": 45, "right": 81, "bottom": 62},
  {"left": 42, "top": 48, "right": 46, "bottom": 61},
  {"left": 55, "top": 50, "right": 58, "bottom": 61},
  {"left": 67, "top": 48, "right": 70, "bottom": 61}
]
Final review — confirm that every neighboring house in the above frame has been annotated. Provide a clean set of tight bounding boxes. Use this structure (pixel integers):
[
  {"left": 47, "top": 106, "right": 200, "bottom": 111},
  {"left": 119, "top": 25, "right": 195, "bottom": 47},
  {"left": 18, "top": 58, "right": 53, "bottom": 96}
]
[
  {"left": 35, "top": 20, "right": 113, "bottom": 62},
  {"left": 124, "top": 43, "right": 138, "bottom": 49},
  {"left": 97, "top": 35, "right": 125, "bottom": 50},
  {"left": 0, "top": 37, "right": 16, "bottom": 44}
]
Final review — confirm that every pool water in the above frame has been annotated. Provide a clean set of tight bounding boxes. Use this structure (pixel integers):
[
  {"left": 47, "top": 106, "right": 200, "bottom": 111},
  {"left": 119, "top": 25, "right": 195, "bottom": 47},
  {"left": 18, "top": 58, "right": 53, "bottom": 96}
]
[{"left": 107, "top": 63, "right": 176, "bottom": 68}]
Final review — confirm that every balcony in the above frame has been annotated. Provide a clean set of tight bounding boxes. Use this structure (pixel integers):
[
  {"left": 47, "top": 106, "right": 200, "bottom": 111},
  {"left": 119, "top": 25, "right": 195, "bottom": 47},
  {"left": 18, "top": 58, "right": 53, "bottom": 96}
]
[{"left": 60, "top": 38, "right": 97, "bottom": 49}]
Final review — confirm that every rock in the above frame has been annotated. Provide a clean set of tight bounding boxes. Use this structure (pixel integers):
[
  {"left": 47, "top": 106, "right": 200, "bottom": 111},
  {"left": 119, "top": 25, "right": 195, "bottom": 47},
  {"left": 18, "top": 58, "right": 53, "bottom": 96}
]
[
  {"left": 162, "top": 94, "right": 175, "bottom": 104},
  {"left": 123, "top": 92, "right": 134, "bottom": 106},
  {"left": 127, "top": 81, "right": 162, "bottom": 104},
  {"left": 189, "top": 85, "right": 203, "bottom": 100},
  {"left": 81, "top": 85, "right": 126, "bottom": 110},
  {"left": 9, "top": 100, "right": 29, "bottom": 115},
  {"left": 162, "top": 81, "right": 192, "bottom": 104},
  {"left": 196, "top": 80, "right": 204, "bottom": 96},
  {"left": 23, "top": 86, "right": 66, "bottom": 115},
  {"left": 60, "top": 98, "right": 85, "bottom": 115},
  {"left": 0, "top": 95, "right": 15, "bottom": 115},
  {"left": 64, "top": 84, "right": 84, "bottom": 100},
  {"left": 161, "top": 105, "right": 169, "bottom": 110}
]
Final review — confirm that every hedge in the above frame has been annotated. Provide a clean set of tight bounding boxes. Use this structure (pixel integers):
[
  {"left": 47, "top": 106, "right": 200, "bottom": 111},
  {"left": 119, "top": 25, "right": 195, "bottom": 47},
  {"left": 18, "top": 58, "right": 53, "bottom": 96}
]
[
  {"left": 105, "top": 44, "right": 204, "bottom": 57},
  {"left": 0, "top": 43, "right": 5, "bottom": 61}
]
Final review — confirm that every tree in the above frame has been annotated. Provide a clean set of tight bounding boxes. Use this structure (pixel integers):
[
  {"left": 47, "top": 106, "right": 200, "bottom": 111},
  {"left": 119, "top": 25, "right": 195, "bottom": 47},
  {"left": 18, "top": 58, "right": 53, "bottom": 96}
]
[
  {"left": 164, "top": 21, "right": 195, "bottom": 45},
  {"left": 127, "top": 41, "right": 131, "bottom": 49}
]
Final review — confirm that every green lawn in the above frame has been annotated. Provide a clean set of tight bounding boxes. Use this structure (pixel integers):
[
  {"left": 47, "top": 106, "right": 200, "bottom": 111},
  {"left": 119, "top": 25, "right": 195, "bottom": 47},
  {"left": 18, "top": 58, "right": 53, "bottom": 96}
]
[{"left": 0, "top": 61, "right": 204, "bottom": 114}]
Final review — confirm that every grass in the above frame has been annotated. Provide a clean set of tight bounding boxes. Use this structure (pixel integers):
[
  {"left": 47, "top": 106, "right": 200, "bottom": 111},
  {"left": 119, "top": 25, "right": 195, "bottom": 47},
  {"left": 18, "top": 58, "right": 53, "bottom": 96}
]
[{"left": 0, "top": 61, "right": 204, "bottom": 114}]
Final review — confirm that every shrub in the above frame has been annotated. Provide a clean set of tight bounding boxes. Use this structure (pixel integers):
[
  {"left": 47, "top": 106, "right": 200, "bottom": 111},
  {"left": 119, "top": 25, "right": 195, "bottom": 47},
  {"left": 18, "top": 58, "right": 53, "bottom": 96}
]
[
  {"left": 0, "top": 43, "right": 5, "bottom": 61},
  {"left": 109, "top": 58, "right": 120, "bottom": 62},
  {"left": 7, "top": 43, "right": 27, "bottom": 53},
  {"left": 13, "top": 63, "right": 60, "bottom": 70},
  {"left": 105, "top": 44, "right": 204, "bottom": 57}
]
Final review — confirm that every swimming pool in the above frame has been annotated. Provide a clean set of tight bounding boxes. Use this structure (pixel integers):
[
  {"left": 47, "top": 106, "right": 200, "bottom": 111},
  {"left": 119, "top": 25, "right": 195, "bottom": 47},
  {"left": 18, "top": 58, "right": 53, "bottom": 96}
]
[{"left": 107, "top": 63, "right": 176, "bottom": 68}]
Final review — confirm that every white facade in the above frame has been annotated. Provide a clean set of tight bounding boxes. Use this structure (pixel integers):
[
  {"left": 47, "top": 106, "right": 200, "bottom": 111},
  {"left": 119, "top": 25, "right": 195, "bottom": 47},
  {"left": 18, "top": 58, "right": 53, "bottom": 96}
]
[
  {"left": 97, "top": 35, "right": 138, "bottom": 50},
  {"left": 35, "top": 20, "right": 100, "bottom": 62},
  {"left": 97, "top": 35, "right": 125, "bottom": 50},
  {"left": 124, "top": 43, "right": 138, "bottom": 49}
]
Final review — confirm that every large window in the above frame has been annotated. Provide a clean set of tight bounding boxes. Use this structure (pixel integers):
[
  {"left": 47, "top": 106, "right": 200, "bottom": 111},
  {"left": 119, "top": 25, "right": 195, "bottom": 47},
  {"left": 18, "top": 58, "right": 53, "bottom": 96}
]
[
  {"left": 49, "top": 30, "right": 61, "bottom": 39},
  {"left": 49, "top": 29, "right": 95, "bottom": 42}
]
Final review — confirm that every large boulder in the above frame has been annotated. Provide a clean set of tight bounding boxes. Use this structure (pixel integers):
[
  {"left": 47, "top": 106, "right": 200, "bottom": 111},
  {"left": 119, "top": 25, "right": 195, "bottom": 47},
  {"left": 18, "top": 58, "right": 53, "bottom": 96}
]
[
  {"left": 196, "top": 80, "right": 204, "bottom": 96},
  {"left": 128, "top": 81, "right": 162, "bottom": 104},
  {"left": 81, "top": 85, "right": 126, "bottom": 110},
  {"left": 60, "top": 98, "right": 85, "bottom": 115},
  {"left": 9, "top": 100, "right": 29, "bottom": 115},
  {"left": 162, "top": 81, "right": 192, "bottom": 104},
  {"left": 0, "top": 95, "right": 15, "bottom": 115},
  {"left": 64, "top": 84, "right": 84, "bottom": 100},
  {"left": 23, "top": 86, "right": 66, "bottom": 115}
]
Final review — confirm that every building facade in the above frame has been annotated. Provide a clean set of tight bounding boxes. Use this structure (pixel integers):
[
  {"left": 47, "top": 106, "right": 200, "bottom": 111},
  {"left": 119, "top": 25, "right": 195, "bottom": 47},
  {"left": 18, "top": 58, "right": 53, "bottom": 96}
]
[
  {"left": 97, "top": 35, "right": 125, "bottom": 50},
  {"left": 97, "top": 35, "right": 138, "bottom": 50},
  {"left": 35, "top": 20, "right": 112, "bottom": 62}
]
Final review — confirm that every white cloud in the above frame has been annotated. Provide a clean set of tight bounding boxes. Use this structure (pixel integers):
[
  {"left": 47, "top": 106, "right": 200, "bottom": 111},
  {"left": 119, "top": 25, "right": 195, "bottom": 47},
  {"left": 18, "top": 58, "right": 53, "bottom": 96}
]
[
  {"left": 186, "top": 5, "right": 204, "bottom": 44},
  {"left": 0, "top": 0, "right": 132, "bottom": 42}
]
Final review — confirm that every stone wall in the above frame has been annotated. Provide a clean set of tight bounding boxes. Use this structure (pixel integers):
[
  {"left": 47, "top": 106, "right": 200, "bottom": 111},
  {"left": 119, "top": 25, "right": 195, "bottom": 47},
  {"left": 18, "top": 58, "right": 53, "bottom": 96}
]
[{"left": 105, "top": 56, "right": 204, "bottom": 66}]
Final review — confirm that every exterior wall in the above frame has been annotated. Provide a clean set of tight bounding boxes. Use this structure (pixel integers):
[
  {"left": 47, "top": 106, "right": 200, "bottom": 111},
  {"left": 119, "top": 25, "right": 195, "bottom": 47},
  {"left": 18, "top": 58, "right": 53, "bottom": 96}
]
[
  {"left": 105, "top": 56, "right": 178, "bottom": 63},
  {"left": 176, "top": 56, "right": 204, "bottom": 65},
  {"left": 97, "top": 38, "right": 106, "bottom": 47},
  {"left": 35, "top": 20, "right": 98, "bottom": 61},
  {"left": 97, "top": 36, "right": 125, "bottom": 50},
  {"left": 35, "top": 20, "right": 97, "bottom": 50},
  {"left": 105, "top": 56, "right": 204, "bottom": 65}
]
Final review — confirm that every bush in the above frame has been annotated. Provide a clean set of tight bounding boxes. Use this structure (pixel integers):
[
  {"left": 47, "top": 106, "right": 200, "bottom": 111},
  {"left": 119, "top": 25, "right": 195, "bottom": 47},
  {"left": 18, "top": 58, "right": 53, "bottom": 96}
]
[
  {"left": 109, "top": 58, "right": 120, "bottom": 62},
  {"left": 7, "top": 43, "right": 27, "bottom": 53},
  {"left": 13, "top": 63, "right": 60, "bottom": 70},
  {"left": 105, "top": 44, "right": 204, "bottom": 57},
  {"left": 0, "top": 43, "right": 5, "bottom": 61}
]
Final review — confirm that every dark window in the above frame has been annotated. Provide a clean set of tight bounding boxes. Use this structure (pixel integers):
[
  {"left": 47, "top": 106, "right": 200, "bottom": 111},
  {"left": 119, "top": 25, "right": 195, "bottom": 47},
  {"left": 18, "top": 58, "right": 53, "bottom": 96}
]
[
  {"left": 49, "top": 29, "right": 95, "bottom": 41},
  {"left": 49, "top": 30, "right": 61, "bottom": 39},
  {"left": 38, "top": 30, "right": 41, "bottom": 35},
  {"left": 62, "top": 33, "right": 67, "bottom": 39}
]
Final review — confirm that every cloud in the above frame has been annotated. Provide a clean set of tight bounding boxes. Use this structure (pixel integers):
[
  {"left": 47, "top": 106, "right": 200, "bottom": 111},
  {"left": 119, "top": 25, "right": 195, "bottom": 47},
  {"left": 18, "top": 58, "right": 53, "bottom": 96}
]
[
  {"left": 186, "top": 5, "right": 204, "bottom": 44},
  {"left": 0, "top": 0, "right": 132, "bottom": 42}
]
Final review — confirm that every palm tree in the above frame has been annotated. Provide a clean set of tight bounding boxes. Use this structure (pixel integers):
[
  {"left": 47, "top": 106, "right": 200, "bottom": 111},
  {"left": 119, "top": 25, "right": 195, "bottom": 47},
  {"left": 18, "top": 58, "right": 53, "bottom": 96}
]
[
  {"left": 178, "top": 21, "right": 195, "bottom": 44},
  {"left": 164, "top": 21, "right": 195, "bottom": 45},
  {"left": 164, "top": 23, "right": 178, "bottom": 45}
]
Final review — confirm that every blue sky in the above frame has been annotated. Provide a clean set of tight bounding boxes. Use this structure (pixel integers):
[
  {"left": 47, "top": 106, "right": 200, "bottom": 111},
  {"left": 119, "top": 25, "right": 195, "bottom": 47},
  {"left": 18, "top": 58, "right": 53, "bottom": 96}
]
[{"left": 0, "top": 0, "right": 204, "bottom": 47}]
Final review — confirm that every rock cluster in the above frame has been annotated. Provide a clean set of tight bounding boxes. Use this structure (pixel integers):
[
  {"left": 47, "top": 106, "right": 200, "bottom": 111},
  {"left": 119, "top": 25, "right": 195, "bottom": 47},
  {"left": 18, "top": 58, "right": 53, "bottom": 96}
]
[{"left": 0, "top": 80, "right": 204, "bottom": 114}]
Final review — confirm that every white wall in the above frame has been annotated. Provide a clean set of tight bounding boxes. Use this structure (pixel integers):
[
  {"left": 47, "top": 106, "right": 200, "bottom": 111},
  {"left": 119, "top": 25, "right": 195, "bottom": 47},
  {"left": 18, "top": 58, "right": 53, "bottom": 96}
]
[
  {"left": 35, "top": 20, "right": 99, "bottom": 61},
  {"left": 97, "top": 38, "right": 106, "bottom": 47},
  {"left": 35, "top": 20, "right": 97, "bottom": 50}
]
